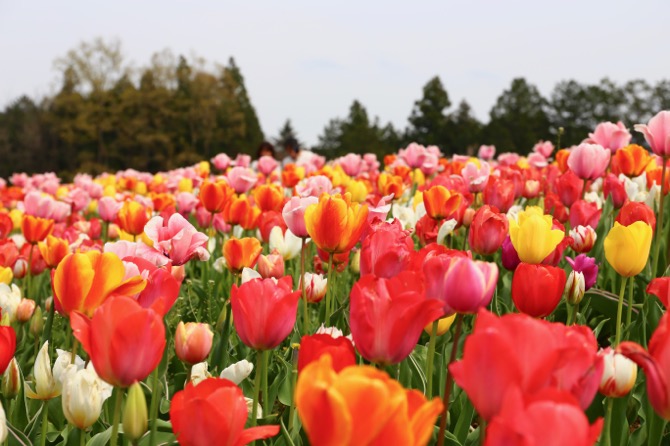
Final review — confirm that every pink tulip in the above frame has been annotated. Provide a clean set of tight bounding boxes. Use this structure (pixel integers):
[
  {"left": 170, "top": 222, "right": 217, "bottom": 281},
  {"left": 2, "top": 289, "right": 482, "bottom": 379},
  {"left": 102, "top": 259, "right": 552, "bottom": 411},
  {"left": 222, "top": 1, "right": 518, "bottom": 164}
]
[
  {"left": 497, "top": 152, "right": 520, "bottom": 166},
  {"left": 527, "top": 152, "right": 548, "bottom": 168},
  {"left": 22, "top": 191, "right": 56, "bottom": 219},
  {"left": 211, "top": 153, "right": 232, "bottom": 171},
  {"left": 64, "top": 187, "right": 91, "bottom": 212},
  {"left": 282, "top": 196, "right": 318, "bottom": 238},
  {"left": 398, "top": 142, "right": 429, "bottom": 168},
  {"left": 359, "top": 219, "right": 414, "bottom": 279},
  {"left": 567, "top": 143, "right": 611, "bottom": 180},
  {"left": 105, "top": 240, "right": 170, "bottom": 267},
  {"left": 257, "top": 249, "right": 285, "bottom": 279},
  {"left": 461, "top": 161, "right": 491, "bottom": 193},
  {"left": 295, "top": 175, "right": 333, "bottom": 198},
  {"left": 362, "top": 154, "right": 380, "bottom": 174},
  {"left": 338, "top": 154, "right": 363, "bottom": 176},
  {"left": 635, "top": 110, "right": 670, "bottom": 157},
  {"left": 144, "top": 213, "right": 210, "bottom": 266},
  {"left": 478, "top": 145, "right": 496, "bottom": 160},
  {"left": 175, "top": 192, "right": 199, "bottom": 215},
  {"left": 533, "top": 140, "right": 554, "bottom": 158},
  {"left": 423, "top": 254, "right": 498, "bottom": 315},
  {"left": 586, "top": 121, "right": 632, "bottom": 152},
  {"left": 226, "top": 166, "right": 257, "bottom": 194},
  {"left": 234, "top": 154, "right": 251, "bottom": 168},
  {"left": 257, "top": 155, "right": 278, "bottom": 176},
  {"left": 98, "top": 197, "right": 122, "bottom": 223}
]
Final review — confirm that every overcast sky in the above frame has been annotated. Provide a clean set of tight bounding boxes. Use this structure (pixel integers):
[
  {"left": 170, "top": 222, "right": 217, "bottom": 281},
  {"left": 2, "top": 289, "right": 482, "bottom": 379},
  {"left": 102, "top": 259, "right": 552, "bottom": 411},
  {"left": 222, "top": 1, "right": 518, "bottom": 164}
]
[{"left": 1, "top": 0, "right": 669, "bottom": 147}]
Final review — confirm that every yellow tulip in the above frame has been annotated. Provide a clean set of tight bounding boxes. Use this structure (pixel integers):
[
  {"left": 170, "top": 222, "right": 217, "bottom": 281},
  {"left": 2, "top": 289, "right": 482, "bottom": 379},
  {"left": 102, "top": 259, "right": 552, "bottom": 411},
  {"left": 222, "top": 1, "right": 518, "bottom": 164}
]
[
  {"left": 0, "top": 267, "right": 12, "bottom": 285},
  {"left": 509, "top": 207, "right": 564, "bottom": 264},
  {"left": 424, "top": 314, "right": 457, "bottom": 336},
  {"left": 604, "top": 221, "right": 653, "bottom": 277}
]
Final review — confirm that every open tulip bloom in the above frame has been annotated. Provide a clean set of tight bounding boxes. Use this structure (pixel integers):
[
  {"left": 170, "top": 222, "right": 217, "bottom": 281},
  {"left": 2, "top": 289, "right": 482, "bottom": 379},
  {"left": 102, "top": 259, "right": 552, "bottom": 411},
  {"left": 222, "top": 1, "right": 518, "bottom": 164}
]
[{"left": 6, "top": 115, "right": 670, "bottom": 445}]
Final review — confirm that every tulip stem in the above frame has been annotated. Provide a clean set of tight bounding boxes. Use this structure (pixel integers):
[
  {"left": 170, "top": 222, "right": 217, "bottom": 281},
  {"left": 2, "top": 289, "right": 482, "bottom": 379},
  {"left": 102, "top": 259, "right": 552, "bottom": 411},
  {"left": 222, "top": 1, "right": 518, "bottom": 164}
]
[
  {"left": 251, "top": 349, "right": 263, "bottom": 427},
  {"left": 656, "top": 156, "right": 668, "bottom": 277},
  {"left": 325, "top": 254, "right": 334, "bottom": 325},
  {"left": 626, "top": 277, "right": 635, "bottom": 332},
  {"left": 39, "top": 402, "right": 48, "bottom": 446},
  {"left": 437, "top": 313, "right": 464, "bottom": 446},
  {"left": 262, "top": 350, "right": 270, "bottom": 417},
  {"left": 110, "top": 387, "right": 123, "bottom": 446},
  {"left": 300, "top": 238, "right": 309, "bottom": 334},
  {"left": 602, "top": 397, "right": 614, "bottom": 446},
  {"left": 79, "top": 428, "right": 86, "bottom": 446},
  {"left": 148, "top": 368, "right": 161, "bottom": 446},
  {"left": 615, "top": 276, "right": 629, "bottom": 346},
  {"left": 70, "top": 338, "right": 79, "bottom": 365},
  {"left": 425, "top": 320, "right": 439, "bottom": 398}
]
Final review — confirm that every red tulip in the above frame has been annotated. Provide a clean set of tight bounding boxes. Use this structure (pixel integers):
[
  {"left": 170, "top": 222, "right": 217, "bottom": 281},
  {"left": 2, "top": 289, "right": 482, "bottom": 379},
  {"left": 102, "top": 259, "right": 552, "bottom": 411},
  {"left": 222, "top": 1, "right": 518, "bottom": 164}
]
[
  {"left": 511, "top": 263, "right": 566, "bottom": 318},
  {"left": 70, "top": 295, "right": 166, "bottom": 387},
  {"left": 359, "top": 219, "right": 414, "bottom": 278},
  {"left": 647, "top": 278, "right": 670, "bottom": 308},
  {"left": 468, "top": 205, "right": 509, "bottom": 256},
  {"left": 123, "top": 256, "right": 181, "bottom": 316},
  {"left": 483, "top": 176, "right": 515, "bottom": 213},
  {"left": 543, "top": 192, "right": 569, "bottom": 224},
  {"left": 230, "top": 276, "right": 300, "bottom": 350},
  {"left": 603, "top": 173, "right": 627, "bottom": 209},
  {"left": 616, "top": 201, "right": 656, "bottom": 232},
  {"left": 170, "top": 378, "right": 279, "bottom": 446},
  {"left": 297, "top": 334, "right": 356, "bottom": 373},
  {"left": 555, "top": 170, "right": 583, "bottom": 208},
  {"left": 0, "top": 326, "right": 16, "bottom": 374},
  {"left": 569, "top": 200, "right": 601, "bottom": 229},
  {"left": 414, "top": 214, "right": 439, "bottom": 246},
  {"left": 450, "top": 309, "right": 603, "bottom": 421},
  {"left": 349, "top": 271, "right": 443, "bottom": 366}
]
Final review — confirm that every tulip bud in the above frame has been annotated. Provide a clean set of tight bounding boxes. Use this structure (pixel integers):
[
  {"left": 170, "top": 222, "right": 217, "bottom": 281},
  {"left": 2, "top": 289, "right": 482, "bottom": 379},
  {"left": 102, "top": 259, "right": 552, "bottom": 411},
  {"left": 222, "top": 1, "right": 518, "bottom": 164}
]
[
  {"left": 123, "top": 382, "right": 148, "bottom": 442},
  {"left": 16, "top": 299, "right": 36, "bottom": 323},
  {"left": 2, "top": 358, "right": 21, "bottom": 399},
  {"left": 30, "top": 306, "right": 43, "bottom": 338},
  {"left": 62, "top": 366, "right": 108, "bottom": 429},
  {"left": 26, "top": 341, "right": 59, "bottom": 400},
  {"left": 257, "top": 250, "right": 285, "bottom": 279},
  {"left": 424, "top": 314, "right": 457, "bottom": 336},
  {"left": 349, "top": 249, "right": 361, "bottom": 274},
  {"left": 300, "top": 273, "right": 327, "bottom": 303},
  {"left": 565, "top": 271, "right": 586, "bottom": 305},
  {"left": 462, "top": 208, "right": 476, "bottom": 227},
  {"left": 599, "top": 347, "right": 637, "bottom": 397},
  {"left": 44, "top": 297, "right": 53, "bottom": 313},
  {"left": 570, "top": 225, "right": 597, "bottom": 254},
  {"left": 12, "top": 259, "right": 27, "bottom": 279},
  {"left": 174, "top": 322, "right": 214, "bottom": 365},
  {"left": 219, "top": 359, "right": 254, "bottom": 385},
  {"left": 522, "top": 180, "right": 541, "bottom": 199}
]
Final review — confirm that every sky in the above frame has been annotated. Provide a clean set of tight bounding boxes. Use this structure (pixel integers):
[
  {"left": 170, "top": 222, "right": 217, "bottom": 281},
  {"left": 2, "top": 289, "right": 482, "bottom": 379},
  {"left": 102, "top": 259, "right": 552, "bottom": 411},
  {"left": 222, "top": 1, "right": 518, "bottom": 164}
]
[{"left": 1, "top": 0, "right": 669, "bottom": 147}]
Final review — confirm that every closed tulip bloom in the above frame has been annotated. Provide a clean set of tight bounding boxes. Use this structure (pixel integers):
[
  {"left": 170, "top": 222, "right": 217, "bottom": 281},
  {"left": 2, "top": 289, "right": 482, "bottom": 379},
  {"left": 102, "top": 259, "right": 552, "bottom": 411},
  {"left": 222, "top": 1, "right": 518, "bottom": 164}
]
[
  {"left": 482, "top": 176, "right": 516, "bottom": 213},
  {"left": 222, "top": 237, "right": 262, "bottom": 274},
  {"left": 569, "top": 225, "right": 597, "bottom": 253},
  {"left": 252, "top": 184, "right": 284, "bottom": 212},
  {"left": 257, "top": 250, "right": 285, "bottom": 279},
  {"left": 468, "top": 205, "right": 509, "bottom": 256},
  {"left": 223, "top": 195, "right": 261, "bottom": 230},
  {"left": 117, "top": 201, "right": 150, "bottom": 237},
  {"left": 97, "top": 196, "right": 123, "bottom": 222},
  {"left": 300, "top": 272, "right": 327, "bottom": 303},
  {"left": 569, "top": 200, "right": 602, "bottom": 229},
  {"left": 282, "top": 196, "right": 318, "bottom": 238},
  {"left": 509, "top": 207, "right": 564, "bottom": 264},
  {"left": 461, "top": 161, "right": 491, "bottom": 193},
  {"left": 377, "top": 173, "right": 405, "bottom": 199},
  {"left": 199, "top": 181, "right": 234, "bottom": 214},
  {"left": 604, "top": 221, "right": 653, "bottom": 277},
  {"left": 350, "top": 271, "right": 443, "bottom": 365},
  {"left": 567, "top": 143, "right": 611, "bottom": 180},
  {"left": 0, "top": 326, "right": 16, "bottom": 375},
  {"left": 21, "top": 215, "right": 54, "bottom": 244},
  {"left": 26, "top": 341, "right": 60, "bottom": 400},
  {"left": 123, "top": 381, "right": 148, "bottom": 442},
  {"left": 70, "top": 295, "right": 166, "bottom": 387},
  {"left": 296, "top": 355, "right": 443, "bottom": 446},
  {"left": 219, "top": 359, "right": 254, "bottom": 385},
  {"left": 61, "top": 365, "right": 110, "bottom": 429},
  {"left": 226, "top": 166, "right": 257, "bottom": 194},
  {"left": 512, "top": 263, "right": 566, "bottom": 318},
  {"left": 2, "top": 357, "right": 21, "bottom": 399},
  {"left": 586, "top": 121, "right": 632, "bottom": 152},
  {"left": 422, "top": 185, "right": 463, "bottom": 221},
  {"left": 424, "top": 314, "right": 456, "bottom": 336},
  {"left": 175, "top": 322, "right": 214, "bottom": 365},
  {"left": 305, "top": 192, "right": 369, "bottom": 254},
  {"left": 359, "top": 219, "right": 414, "bottom": 279},
  {"left": 615, "top": 201, "right": 656, "bottom": 232},
  {"left": 230, "top": 276, "right": 300, "bottom": 350},
  {"left": 297, "top": 334, "right": 356, "bottom": 373},
  {"left": 268, "top": 226, "right": 302, "bottom": 260},
  {"left": 611, "top": 144, "right": 652, "bottom": 177},
  {"left": 647, "top": 277, "right": 670, "bottom": 308},
  {"left": 37, "top": 235, "right": 70, "bottom": 268},
  {"left": 53, "top": 251, "right": 146, "bottom": 317},
  {"left": 598, "top": 347, "right": 637, "bottom": 398},
  {"left": 171, "top": 378, "right": 279, "bottom": 446},
  {"left": 144, "top": 213, "right": 210, "bottom": 265},
  {"left": 566, "top": 254, "right": 599, "bottom": 291},
  {"left": 555, "top": 170, "right": 584, "bottom": 207},
  {"left": 565, "top": 271, "right": 586, "bottom": 305},
  {"left": 634, "top": 110, "right": 670, "bottom": 157},
  {"left": 424, "top": 255, "right": 498, "bottom": 315},
  {"left": 16, "top": 298, "right": 36, "bottom": 323},
  {"left": 603, "top": 173, "right": 627, "bottom": 209}
]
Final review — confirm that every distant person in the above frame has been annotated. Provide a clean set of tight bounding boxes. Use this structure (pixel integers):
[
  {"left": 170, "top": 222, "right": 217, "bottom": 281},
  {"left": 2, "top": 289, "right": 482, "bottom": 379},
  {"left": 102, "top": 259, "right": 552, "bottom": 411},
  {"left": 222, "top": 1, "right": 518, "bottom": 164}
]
[
  {"left": 251, "top": 141, "right": 276, "bottom": 171},
  {"left": 282, "top": 138, "right": 301, "bottom": 167}
]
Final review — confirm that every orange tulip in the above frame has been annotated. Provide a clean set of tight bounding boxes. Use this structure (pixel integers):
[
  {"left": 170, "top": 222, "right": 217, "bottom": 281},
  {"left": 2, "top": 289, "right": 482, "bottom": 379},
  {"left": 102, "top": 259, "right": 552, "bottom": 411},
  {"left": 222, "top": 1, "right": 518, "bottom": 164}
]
[
  {"left": 117, "top": 201, "right": 150, "bottom": 236},
  {"left": 223, "top": 195, "right": 261, "bottom": 230},
  {"left": 37, "top": 235, "right": 70, "bottom": 268},
  {"left": 422, "top": 185, "right": 463, "bottom": 221},
  {"left": 150, "top": 192, "right": 176, "bottom": 212},
  {"left": 281, "top": 164, "right": 305, "bottom": 188},
  {"left": 222, "top": 237, "right": 262, "bottom": 274},
  {"left": 21, "top": 215, "right": 54, "bottom": 244},
  {"left": 253, "top": 184, "right": 285, "bottom": 212},
  {"left": 296, "top": 355, "right": 443, "bottom": 446},
  {"left": 377, "top": 173, "right": 405, "bottom": 200},
  {"left": 199, "top": 181, "right": 234, "bottom": 214},
  {"left": 647, "top": 165, "right": 670, "bottom": 195},
  {"left": 53, "top": 251, "right": 146, "bottom": 317},
  {"left": 555, "top": 149, "right": 571, "bottom": 173},
  {"left": 305, "top": 192, "right": 369, "bottom": 254},
  {"left": 611, "top": 144, "right": 652, "bottom": 177}
]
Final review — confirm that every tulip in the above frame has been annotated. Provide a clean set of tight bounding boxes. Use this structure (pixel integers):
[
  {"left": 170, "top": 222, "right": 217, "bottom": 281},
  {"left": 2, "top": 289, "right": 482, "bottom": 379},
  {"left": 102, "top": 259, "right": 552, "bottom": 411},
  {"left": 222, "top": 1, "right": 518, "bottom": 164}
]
[
  {"left": 482, "top": 176, "right": 515, "bottom": 213},
  {"left": 424, "top": 314, "right": 456, "bottom": 336},
  {"left": 0, "top": 267, "right": 11, "bottom": 286},
  {"left": 198, "top": 181, "right": 234, "bottom": 214},
  {"left": 30, "top": 306, "right": 43, "bottom": 338},
  {"left": 281, "top": 164, "right": 305, "bottom": 188},
  {"left": 26, "top": 342, "right": 60, "bottom": 400},
  {"left": 569, "top": 200, "right": 602, "bottom": 229},
  {"left": 598, "top": 347, "right": 637, "bottom": 398},
  {"left": 501, "top": 235, "right": 521, "bottom": 271},
  {"left": 252, "top": 184, "right": 284, "bottom": 212},
  {"left": 175, "top": 322, "right": 214, "bottom": 365},
  {"left": 257, "top": 250, "right": 285, "bottom": 279},
  {"left": 2, "top": 358, "right": 20, "bottom": 399},
  {"left": 569, "top": 225, "right": 597, "bottom": 253},
  {"left": 53, "top": 251, "right": 146, "bottom": 317},
  {"left": 450, "top": 309, "right": 603, "bottom": 422},
  {"left": 603, "top": 173, "right": 627, "bottom": 209},
  {"left": 566, "top": 254, "right": 598, "bottom": 291},
  {"left": 170, "top": 378, "right": 279, "bottom": 446},
  {"left": 349, "top": 271, "right": 443, "bottom": 365},
  {"left": 70, "top": 295, "right": 166, "bottom": 388},
  {"left": 222, "top": 194, "right": 260, "bottom": 230},
  {"left": 478, "top": 144, "right": 496, "bottom": 160},
  {"left": 257, "top": 155, "right": 278, "bottom": 175},
  {"left": 123, "top": 382, "right": 148, "bottom": 441},
  {"left": 297, "top": 333, "right": 356, "bottom": 373},
  {"left": 21, "top": 215, "right": 54, "bottom": 244},
  {"left": 422, "top": 185, "right": 463, "bottom": 221},
  {"left": 268, "top": 226, "right": 302, "bottom": 260},
  {"left": 97, "top": 196, "right": 123, "bottom": 222},
  {"left": 37, "top": 235, "right": 70, "bottom": 268},
  {"left": 230, "top": 276, "right": 300, "bottom": 350},
  {"left": 296, "top": 355, "right": 443, "bottom": 446},
  {"left": 226, "top": 166, "right": 257, "bottom": 194},
  {"left": 300, "top": 272, "right": 328, "bottom": 303},
  {"left": 0, "top": 405, "right": 6, "bottom": 443},
  {"left": 377, "top": 173, "right": 405, "bottom": 199},
  {"left": 586, "top": 121, "right": 632, "bottom": 152},
  {"left": 634, "top": 110, "right": 670, "bottom": 157},
  {"left": 144, "top": 213, "right": 209, "bottom": 265},
  {"left": 565, "top": 270, "right": 586, "bottom": 305},
  {"left": 305, "top": 192, "right": 369, "bottom": 254},
  {"left": 61, "top": 365, "right": 111, "bottom": 429},
  {"left": 222, "top": 237, "right": 262, "bottom": 274},
  {"left": 0, "top": 326, "right": 15, "bottom": 376},
  {"left": 16, "top": 298, "right": 36, "bottom": 323},
  {"left": 555, "top": 170, "right": 584, "bottom": 207},
  {"left": 219, "top": 359, "right": 254, "bottom": 385},
  {"left": 461, "top": 161, "right": 490, "bottom": 193},
  {"left": 615, "top": 201, "right": 656, "bottom": 232},
  {"left": 509, "top": 207, "right": 564, "bottom": 264},
  {"left": 117, "top": 201, "right": 150, "bottom": 237},
  {"left": 611, "top": 144, "right": 652, "bottom": 176},
  {"left": 511, "top": 263, "right": 566, "bottom": 318},
  {"left": 359, "top": 219, "right": 414, "bottom": 278},
  {"left": 468, "top": 205, "right": 509, "bottom": 256},
  {"left": 647, "top": 277, "right": 670, "bottom": 308},
  {"left": 281, "top": 196, "right": 318, "bottom": 238},
  {"left": 604, "top": 221, "right": 653, "bottom": 277},
  {"left": 568, "top": 143, "right": 611, "bottom": 180},
  {"left": 211, "top": 153, "right": 231, "bottom": 170}
]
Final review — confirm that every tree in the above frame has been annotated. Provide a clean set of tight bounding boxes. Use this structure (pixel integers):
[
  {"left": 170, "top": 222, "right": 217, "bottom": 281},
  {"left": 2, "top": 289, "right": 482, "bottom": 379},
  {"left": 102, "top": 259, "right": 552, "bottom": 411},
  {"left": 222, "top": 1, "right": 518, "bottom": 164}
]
[
  {"left": 448, "top": 100, "right": 482, "bottom": 155},
  {"left": 407, "top": 76, "right": 451, "bottom": 150}
]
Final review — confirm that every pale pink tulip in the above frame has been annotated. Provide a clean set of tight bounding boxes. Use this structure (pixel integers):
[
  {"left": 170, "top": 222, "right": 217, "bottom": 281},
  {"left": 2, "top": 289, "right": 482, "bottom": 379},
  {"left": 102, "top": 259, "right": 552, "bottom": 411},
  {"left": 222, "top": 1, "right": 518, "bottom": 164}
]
[
  {"left": 295, "top": 175, "right": 333, "bottom": 198},
  {"left": 567, "top": 143, "right": 611, "bottom": 180},
  {"left": 337, "top": 154, "right": 363, "bottom": 176},
  {"left": 282, "top": 196, "right": 318, "bottom": 238},
  {"left": 586, "top": 121, "right": 631, "bottom": 152},
  {"left": 144, "top": 213, "right": 209, "bottom": 266},
  {"left": 532, "top": 140, "right": 555, "bottom": 158},
  {"left": 211, "top": 153, "right": 231, "bottom": 171},
  {"left": 257, "top": 156, "right": 278, "bottom": 176},
  {"left": 497, "top": 152, "right": 520, "bottom": 166},
  {"left": 478, "top": 145, "right": 496, "bottom": 160},
  {"left": 462, "top": 161, "right": 491, "bottom": 193},
  {"left": 527, "top": 152, "right": 548, "bottom": 168},
  {"left": 635, "top": 111, "right": 670, "bottom": 157},
  {"left": 175, "top": 192, "right": 199, "bottom": 215},
  {"left": 233, "top": 154, "right": 251, "bottom": 168},
  {"left": 226, "top": 167, "right": 257, "bottom": 194}
]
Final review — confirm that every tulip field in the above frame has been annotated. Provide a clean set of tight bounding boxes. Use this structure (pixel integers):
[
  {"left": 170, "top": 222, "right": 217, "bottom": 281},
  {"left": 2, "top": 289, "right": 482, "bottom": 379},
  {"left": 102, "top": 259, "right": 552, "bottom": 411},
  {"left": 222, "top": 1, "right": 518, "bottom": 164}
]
[{"left": 0, "top": 112, "right": 669, "bottom": 446}]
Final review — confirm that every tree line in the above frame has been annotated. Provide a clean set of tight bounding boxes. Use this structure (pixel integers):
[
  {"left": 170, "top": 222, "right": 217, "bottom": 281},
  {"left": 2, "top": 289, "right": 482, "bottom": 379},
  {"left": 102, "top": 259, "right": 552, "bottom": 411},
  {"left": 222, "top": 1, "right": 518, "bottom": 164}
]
[{"left": 1, "top": 38, "right": 669, "bottom": 179}]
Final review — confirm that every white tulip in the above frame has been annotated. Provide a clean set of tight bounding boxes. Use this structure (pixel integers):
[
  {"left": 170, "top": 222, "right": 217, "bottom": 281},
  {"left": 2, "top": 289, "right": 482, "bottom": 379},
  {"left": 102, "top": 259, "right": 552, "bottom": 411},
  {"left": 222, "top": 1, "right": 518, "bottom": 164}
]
[
  {"left": 61, "top": 365, "right": 109, "bottom": 429},
  {"left": 220, "top": 359, "right": 254, "bottom": 385},
  {"left": 269, "top": 226, "right": 303, "bottom": 260},
  {"left": 52, "top": 349, "right": 85, "bottom": 392},
  {"left": 26, "top": 342, "right": 59, "bottom": 400},
  {"left": 0, "top": 402, "right": 7, "bottom": 442},
  {"left": 0, "top": 284, "right": 22, "bottom": 322},
  {"left": 240, "top": 267, "right": 262, "bottom": 284},
  {"left": 437, "top": 219, "right": 457, "bottom": 245},
  {"left": 190, "top": 362, "right": 212, "bottom": 386}
]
